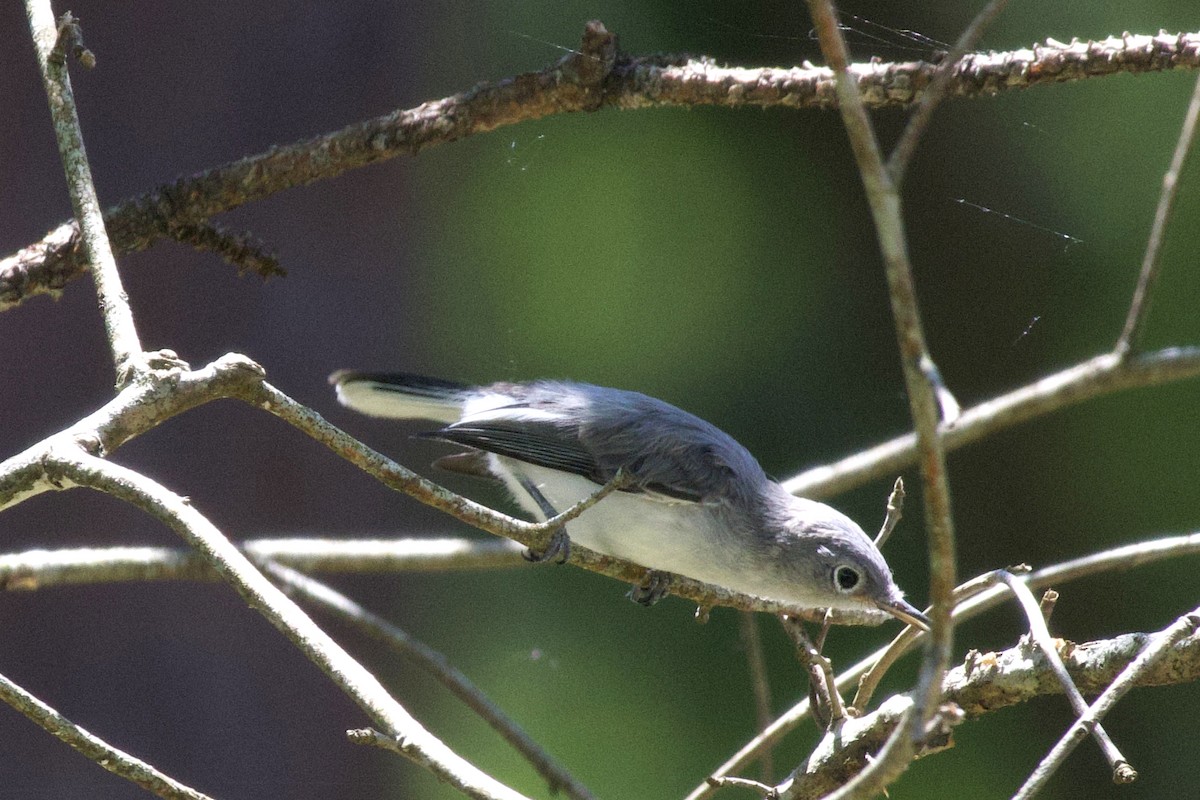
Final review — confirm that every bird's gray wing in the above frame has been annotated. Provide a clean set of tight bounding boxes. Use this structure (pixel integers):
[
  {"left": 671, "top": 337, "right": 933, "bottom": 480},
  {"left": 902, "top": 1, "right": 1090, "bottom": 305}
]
[
  {"left": 423, "top": 420, "right": 598, "bottom": 480},
  {"left": 421, "top": 416, "right": 706, "bottom": 502}
]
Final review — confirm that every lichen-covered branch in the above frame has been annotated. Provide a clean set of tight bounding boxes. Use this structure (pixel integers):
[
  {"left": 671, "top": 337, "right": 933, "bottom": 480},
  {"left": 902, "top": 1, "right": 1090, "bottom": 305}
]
[
  {"left": 3, "top": 26, "right": 1197, "bottom": 312},
  {"left": 684, "top": 531, "right": 1200, "bottom": 800},
  {"left": 786, "top": 622, "right": 1200, "bottom": 800},
  {"left": 25, "top": 2, "right": 143, "bottom": 380},
  {"left": 0, "top": 667, "right": 214, "bottom": 800}
]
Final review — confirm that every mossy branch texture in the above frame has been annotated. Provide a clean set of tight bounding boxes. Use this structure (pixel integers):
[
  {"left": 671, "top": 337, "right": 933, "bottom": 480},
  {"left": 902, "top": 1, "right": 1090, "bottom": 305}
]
[{"left": 2, "top": 25, "right": 1198, "bottom": 311}]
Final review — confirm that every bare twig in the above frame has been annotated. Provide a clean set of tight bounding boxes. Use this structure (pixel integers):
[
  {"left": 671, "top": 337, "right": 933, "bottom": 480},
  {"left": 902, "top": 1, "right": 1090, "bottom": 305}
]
[
  {"left": 1012, "top": 608, "right": 1200, "bottom": 798},
  {"left": 874, "top": 477, "right": 905, "bottom": 549},
  {"left": 781, "top": 620, "right": 1200, "bottom": 800},
  {"left": 947, "top": 622, "right": 1200, "bottom": 713},
  {"left": 780, "top": 617, "right": 845, "bottom": 727},
  {"left": 264, "top": 562, "right": 595, "bottom": 800},
  {"left": 806, "top": 0, "right": 957, "bottom": 765},
  {"left": 0, "top": 668, "right": 213, "bottom": 800},
  {"left": 706, "top": 775, "right": 780, "bottom": 798},
  {"left": 785, "top": 709, "right": 917, "bottom": 800},
  {"left": 852, "top": 569, "right": 1019, "bottom": 713},
  {"left": 169, "top": 221, "right": 285, "bottom": 278},
  {"left": 0, "top": 538, "right": 526, "bottom": 590},
  {"left": 25, "top": 1, "right": 142, "bottom": 382},
  {"left": 783, "top": 347, "right": 1200, "bottom": 500},
  {"left": 47, "top": 450, "right": 533, "bottom": 800},
  {"left": 1038, "top": 589, "right": 1059, "bottom": 628},
  {"left": 5, "top": 29, "right": 1199, "bottom": 311},
  {"left": 886, "top": 0, "right": 1012, "bottom": 184},
  {"left": 685, "top": 533, "right": 1200, "bottom": 800},
  {"left": 0, "top": 353, "right": 266, "bottom": 513},
  {"left": 1115, "top": 71, "right": 1200, "bottom": 355},
  {"left": 999, "top": 572, "right": 1131, "bottom": 779},
  {"left": 739, "top": 611, "right": 776, "bottom": 782}
]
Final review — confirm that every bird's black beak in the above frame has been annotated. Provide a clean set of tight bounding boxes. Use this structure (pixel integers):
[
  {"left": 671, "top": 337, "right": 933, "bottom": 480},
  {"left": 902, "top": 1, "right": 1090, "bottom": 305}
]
[{"left": 875, "top": 597, "right": 932, "bottom": 632}]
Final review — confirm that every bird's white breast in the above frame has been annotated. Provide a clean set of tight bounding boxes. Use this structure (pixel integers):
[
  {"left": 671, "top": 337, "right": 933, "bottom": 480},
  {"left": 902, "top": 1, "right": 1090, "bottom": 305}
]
[{"left": 490, "top": 456, "right": 736, "bottom": 586}]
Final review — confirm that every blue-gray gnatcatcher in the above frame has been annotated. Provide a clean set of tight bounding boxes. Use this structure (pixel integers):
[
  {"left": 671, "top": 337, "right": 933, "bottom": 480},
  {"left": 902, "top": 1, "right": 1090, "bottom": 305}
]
[{"left": 331, "top": 371, "right": 929, "bottom": 630}]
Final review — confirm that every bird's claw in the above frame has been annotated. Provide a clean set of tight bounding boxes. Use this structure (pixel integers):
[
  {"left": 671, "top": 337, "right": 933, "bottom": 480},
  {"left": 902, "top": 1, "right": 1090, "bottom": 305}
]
[
  {"left": 628, "top": 570, "right": 672, "bottom": 606},
  {"left": 523, "top": 529, "right": 570, "bottom": 564}
]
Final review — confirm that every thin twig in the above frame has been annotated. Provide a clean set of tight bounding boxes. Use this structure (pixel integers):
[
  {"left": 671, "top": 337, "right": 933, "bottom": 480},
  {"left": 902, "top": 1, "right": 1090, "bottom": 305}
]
[
  {"left": 806, "top": 0, "right": 958, "bottom": 759},
  {"left": 706, "top": 775, "right": 780, "bottom": 798},
  {"left": 0, "top": 539, "right": 526, "bottom": 589},
  {"left": 264, "top": 562, "right": 595, "bottom": 800},
  {"left": 783, "top": 347, "right": 1200, "bottom": 500},
  {"left": 5, "top": 30, "right": 1200, "bottom": 311},
  {"left": 852, "top": 569, "right": 1019, "bottom": 713},
  {"left": 169, "top": 221, "right": 285, "bottom": 279},
  {"left": 25, "top": 1, "right": 143, "bottom": 382},
  {"left": 784, "top": 616, "right": 1200, "bottom": 800},
  {"left": 1038, "top": 590, "right": 1059, "bottom": 628},
  {"left": 49, "top": 450, "right": 533, "bottom": 800},
  {"left": 0, "top": 353, "right": 267, "bottom": 513},
  {"left": 684, "top": 533, "right": 1200, "bottom": 800},
  {"left": 1115, "top": 71, "right": 1200, "bottom": 355},
  {"left": 0, "top": 668, "right": 214, "bottom": 799},
  {"left": 874, "top": 477, "right": 905, "bottom": 549},
  {"left": 790, "top": 709, "right": 915, "bottom": 800},
  {"left": 0, "top": 351, "right": 885, "bottom": 624},
  {"left": 0, "top": 525, "right": 1197, "bottom": 796},
  {"left": 1012, "top": 608, "right": 1200, "bottom": 798},
  {"left": 886, "top": 0, "right": 1012, "bottom": 184},
  {"left": 999, "top": 572, "right": 1130, "bottom": 777},
  {"left": 738, "top": 611, "right": 776, "bottom": 782},
  {"left": 780, "top": 616, "right": 845, "bottom": 728}
]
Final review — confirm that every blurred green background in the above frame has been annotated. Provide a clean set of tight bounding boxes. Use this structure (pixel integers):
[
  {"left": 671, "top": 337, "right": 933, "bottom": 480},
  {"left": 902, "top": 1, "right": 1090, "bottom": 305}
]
[{"left": 1, "top": 1, "right": 1198, "bottom": 798}]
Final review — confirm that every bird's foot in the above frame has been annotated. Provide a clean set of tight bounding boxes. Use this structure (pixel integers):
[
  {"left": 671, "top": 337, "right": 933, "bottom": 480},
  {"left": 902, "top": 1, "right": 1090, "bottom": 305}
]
[
  {"left": 523, "top": 529, "right": 571, "bottom": 564},
  {"left": 628, "top": 570, "right": 672, "bottom": 606}
]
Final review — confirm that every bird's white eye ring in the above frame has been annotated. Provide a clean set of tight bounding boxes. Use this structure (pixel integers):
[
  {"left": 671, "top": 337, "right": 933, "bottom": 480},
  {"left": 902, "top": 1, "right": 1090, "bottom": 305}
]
[{"left": 833, "top": 565, "right": 861, "bottom": 593}]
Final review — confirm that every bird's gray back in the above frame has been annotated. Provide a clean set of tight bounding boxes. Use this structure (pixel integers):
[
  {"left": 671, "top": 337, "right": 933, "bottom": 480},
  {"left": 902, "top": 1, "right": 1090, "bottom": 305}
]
[{"left": 486, "top": 380, "right": 770, "bottom": 505}]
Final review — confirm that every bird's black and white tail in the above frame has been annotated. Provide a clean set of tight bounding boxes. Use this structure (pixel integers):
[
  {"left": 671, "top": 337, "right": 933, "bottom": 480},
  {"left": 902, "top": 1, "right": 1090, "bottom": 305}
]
[{"left": 329, "top": 371, "right": 467, "bottom": 423}]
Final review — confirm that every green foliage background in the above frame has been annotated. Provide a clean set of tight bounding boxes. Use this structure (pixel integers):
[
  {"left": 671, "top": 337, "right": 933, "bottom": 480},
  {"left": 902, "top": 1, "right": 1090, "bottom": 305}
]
[
  {"left": 389, "top": 4, "right": 1200, "bottom": 799},
  {"left": 1, "top": 1, "right": 1197, "bottom": 798}
]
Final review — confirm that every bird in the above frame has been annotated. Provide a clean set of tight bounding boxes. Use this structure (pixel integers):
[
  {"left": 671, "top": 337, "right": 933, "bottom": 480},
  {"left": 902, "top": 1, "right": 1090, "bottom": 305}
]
[{"left": 330, "top": 370, "right": 929, "bottom": 630}]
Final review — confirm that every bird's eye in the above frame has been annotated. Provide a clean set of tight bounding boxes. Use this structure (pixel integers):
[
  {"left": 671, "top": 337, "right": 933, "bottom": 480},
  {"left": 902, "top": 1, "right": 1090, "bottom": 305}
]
[{"left": 833, "top": 565, "right": 861, "bottom": 593}]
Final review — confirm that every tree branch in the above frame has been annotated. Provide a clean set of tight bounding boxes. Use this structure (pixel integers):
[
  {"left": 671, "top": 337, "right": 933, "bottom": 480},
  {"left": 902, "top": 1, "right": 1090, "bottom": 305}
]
[
  {"left": 806, "top": 3, "right": 958, "bottom": 787},
  {"left": 886, "top": 0, "right": 1012, "bottom": 185},
  {"left": 25, "top": 3, "right": 142, "bottom": 381},
  {"left": 44, "top": 449, "right": 533, "bottom": 800},
  {"left": 0, "top": 667, "right": 214, "bottom": 800},
  {"left": 999, "top": 572, "right": 1131, "bottom": 781},
  {"left": 684, "top": 531, "right": 1200, "bottom": 800},
  {"left": 1013, "top": 607, "right": 1200, "bottom": 798},
  {"left": 783, "top": 620, "right": 1200, "bottom": 800},
  {"left": 0, "top": 537, "right": 526, "bottom": 590},
  {"left": 265, "top": 562, "right": 596, "bottom": 800},
  {"left": 783, "top": 346, "right": 1200, "bottom": 500},
  {"left": 1114, "top": 70, "right": 1200, "bottom": 356},
  {"left": 3, "top": 27, "right": 1198, "bottom": 312}
]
